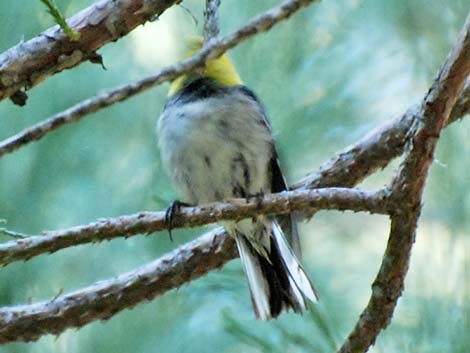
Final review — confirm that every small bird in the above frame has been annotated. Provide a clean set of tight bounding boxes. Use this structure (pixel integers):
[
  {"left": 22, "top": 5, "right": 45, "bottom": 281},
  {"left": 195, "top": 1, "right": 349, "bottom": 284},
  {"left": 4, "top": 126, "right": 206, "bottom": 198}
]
[{"left": 157, "top": 38, "right": 318, "bottom": 320}]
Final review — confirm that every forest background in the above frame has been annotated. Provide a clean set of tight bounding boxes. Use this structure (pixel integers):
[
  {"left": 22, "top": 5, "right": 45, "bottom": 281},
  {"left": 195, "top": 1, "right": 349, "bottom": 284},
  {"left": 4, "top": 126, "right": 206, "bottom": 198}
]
[{"left": 0, "top": 1, "right": 469, "bottom": 352}]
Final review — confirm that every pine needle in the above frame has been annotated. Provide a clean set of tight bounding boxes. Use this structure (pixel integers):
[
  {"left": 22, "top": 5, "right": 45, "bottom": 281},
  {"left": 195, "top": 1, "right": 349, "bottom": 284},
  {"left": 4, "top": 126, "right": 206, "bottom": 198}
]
[{"left": 40, "top": 0, "right": 80, "bottom": 41}]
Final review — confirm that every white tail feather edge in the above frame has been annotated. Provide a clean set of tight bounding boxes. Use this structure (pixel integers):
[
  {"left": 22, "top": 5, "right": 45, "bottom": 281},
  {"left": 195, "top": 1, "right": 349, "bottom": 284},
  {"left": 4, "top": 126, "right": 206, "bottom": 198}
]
[
  {"left": 235, "top": 236, "right": 271, "bottom": 320},
  {"left": 271, "top": 221, "right": 319, "bottom": 303},
  {"left": 234, "top": 221, "right": 318, "bottom": 320}
]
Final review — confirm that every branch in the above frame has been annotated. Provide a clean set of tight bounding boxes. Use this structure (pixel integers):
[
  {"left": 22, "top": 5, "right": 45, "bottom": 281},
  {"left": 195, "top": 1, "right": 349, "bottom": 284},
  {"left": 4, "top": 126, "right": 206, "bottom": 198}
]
[
  {"left": 0, "top": 187, "right": 386, "bottom": 267},
  {"left": 2, "top": 13, "right": 470, "bottom": 339},
  {"left": 0, "top": 0, "right": 180, "bottom": 104},
  {"left": 337, "top": 12, "right": 470, "bottom": 353},
  {"left": 449, "top": 77, "right": 470, "bottom": 123},
  {"left": 0, "top": 187, "right": 386, "bottom": 342},
  {"left": 0, "top": 228, "right": 237, "bottom": 343},
  {"left": 0, "top": 0, "right": 319, "bottom": 158},
  {"left": 293, "top": 78, "right": 470, "bottom": 192},
  {"left": 204, "top": 0, "right": 221, "bottom": 42},
  {"left": 290, "top": 77, "right": 470, "bottom": 218},
  {"left": 0, "top": 0, "right": 469, "bottom": 347}
]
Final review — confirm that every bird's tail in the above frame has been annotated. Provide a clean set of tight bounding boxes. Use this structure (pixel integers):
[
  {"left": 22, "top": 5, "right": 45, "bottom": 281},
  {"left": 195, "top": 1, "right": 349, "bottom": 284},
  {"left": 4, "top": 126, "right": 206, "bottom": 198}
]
[{"left": 234, "top": 220, "right": 318, "bottom": 320}]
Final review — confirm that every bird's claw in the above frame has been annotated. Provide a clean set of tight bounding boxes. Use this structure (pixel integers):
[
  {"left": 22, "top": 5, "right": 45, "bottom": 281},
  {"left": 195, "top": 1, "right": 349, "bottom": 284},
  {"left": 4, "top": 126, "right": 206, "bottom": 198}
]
[
  {"left": 165, "top": 200, "right": 191, "bottom": 242},
  {"left": 254, "top": 190, "right": 265, "bottom": 208},
  {"left": 248, "top": 190, "right": 265, "bottom": 223}
]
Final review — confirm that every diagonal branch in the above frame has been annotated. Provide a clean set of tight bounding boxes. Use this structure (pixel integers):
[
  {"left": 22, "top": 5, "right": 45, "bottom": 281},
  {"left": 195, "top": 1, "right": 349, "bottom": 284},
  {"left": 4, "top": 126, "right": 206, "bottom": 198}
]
[
  {"left": 449, "top": 77, "right": 470, "bottom": 122},
  {"left": 0, "top": 0, "right": 319, "bottom": 158},
  {"left": 337, "top": 12, "right": 470, "bottom": 353},
  {"left": 0, "top": 0, "right": 181, "bottom": 104},
  {"left": 0, "top": 0, "right": 469, "bottom": 348},
  {"left": 0, "top": 187, "right": 387, "bottom": 267},
  {"left": 0, "top": 40, "right": 469, "bottom": 347},
  {"left": 0, "top": 228, "right": 237, "bottom": 344},
  {"left": 293, "top": 76, "right": 470, "bottom": 193}
]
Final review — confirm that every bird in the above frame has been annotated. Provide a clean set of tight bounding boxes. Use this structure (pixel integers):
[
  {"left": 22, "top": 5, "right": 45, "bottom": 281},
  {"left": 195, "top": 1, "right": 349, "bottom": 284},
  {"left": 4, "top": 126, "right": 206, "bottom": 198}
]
[{"left": 157, "top": 38, "right": 318, "bottom": 320}]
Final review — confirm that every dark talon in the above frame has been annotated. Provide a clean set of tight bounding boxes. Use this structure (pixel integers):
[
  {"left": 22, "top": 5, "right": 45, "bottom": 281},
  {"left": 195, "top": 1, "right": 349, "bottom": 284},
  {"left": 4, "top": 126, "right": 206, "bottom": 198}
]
[
  {"left": 211, "top": 233, "right": 218, "bottom": 247},
  {"left": 245, "top": 190, "right": 265, "bottom": 205},
  {"left": 165, "top": 200, "right": 191, "bottom": 242},
  {"left": 254, "top": 189, "right": 265, "bottom": 208},
  {"left": 247, "top": 190, "right": 265, "bottom": 223}
]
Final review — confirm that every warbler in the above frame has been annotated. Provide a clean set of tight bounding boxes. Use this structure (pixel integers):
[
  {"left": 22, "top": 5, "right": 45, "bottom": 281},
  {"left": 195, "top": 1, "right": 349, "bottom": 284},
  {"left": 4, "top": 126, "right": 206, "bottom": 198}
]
[{"left": 157, "top": 39, "right": 318, "bottom": 320}]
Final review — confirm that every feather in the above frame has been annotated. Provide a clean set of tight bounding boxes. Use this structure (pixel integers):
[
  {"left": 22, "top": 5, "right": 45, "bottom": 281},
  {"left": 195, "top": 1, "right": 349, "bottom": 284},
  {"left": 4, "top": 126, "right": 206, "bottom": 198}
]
[
  {"left": 158, "top": 71, "right": 319, "bottom": 319},
  {"left": 233, "top": 220, "right": 317, "bottom": 320},
  {"left": 272, "top": 221, "right": 319, "bottom": 303},
  {"left": 235, "top": 234, "right": 271, "bottom": 320}
]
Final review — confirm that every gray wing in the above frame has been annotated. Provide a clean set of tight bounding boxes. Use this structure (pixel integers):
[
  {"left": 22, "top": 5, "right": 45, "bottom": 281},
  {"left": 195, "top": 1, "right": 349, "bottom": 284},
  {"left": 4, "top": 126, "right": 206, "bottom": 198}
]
[
  {"left": 235, "top": 85, "right": 302, "bottom": 258},
  {"left": 269, "top": 153, "right": 302, "bottom": 259}
]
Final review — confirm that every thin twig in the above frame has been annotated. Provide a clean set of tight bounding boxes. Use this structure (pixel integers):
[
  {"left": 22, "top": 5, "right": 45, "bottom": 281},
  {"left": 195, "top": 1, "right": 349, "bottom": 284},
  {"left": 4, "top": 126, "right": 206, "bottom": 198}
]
[
  {"left": 337, "top": 12, "right": 470, "bottom": 353},
  {"left": 0, "top": 220, "right": 29, "bottom": 239},
  {"left": 0, "top": 228, "right": 29, "bottom": 239},
  {"left": 0, "top": 0, "right": 319, "bottom": 158},
  {"left": 179, "top": 4, "right": 199, "bottom": 27},
  {"left": 0, "top": 187, "right": 387, "bottom": 267},
  {"left": 204, "top": 0, "right": 221, "bottom": 42}
]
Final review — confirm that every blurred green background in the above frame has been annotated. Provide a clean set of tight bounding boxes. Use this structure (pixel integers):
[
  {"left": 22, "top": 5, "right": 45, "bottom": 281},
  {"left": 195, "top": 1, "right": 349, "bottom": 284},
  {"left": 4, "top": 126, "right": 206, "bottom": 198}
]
[{"left": 0, "top": 0, "right": 469, "bottom": 352}]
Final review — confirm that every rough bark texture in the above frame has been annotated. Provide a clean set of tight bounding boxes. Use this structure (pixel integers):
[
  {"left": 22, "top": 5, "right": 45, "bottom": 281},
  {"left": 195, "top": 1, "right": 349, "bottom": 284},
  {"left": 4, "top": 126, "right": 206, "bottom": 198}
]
[
  {"left": 0, "top": 0, "right": 319, "bottom": 158},
  {"left": 337, "top": 13, "right": 470, "bottom": 353},
  {"left": 0, "top": 0, "right": 469, "bottom": 350},
  {"left": 204, "top": 0, "right": 221, "bottom": 42},
  {"left": 0, "top": 229, "right": 237, "bottom": 343},
  {"left": 449, "top": 77, "right": 470, "bottom": 122},
  {"left": 0, "top": 188, "right": 386, "bottom": 267},
  {"left": 293, "top": 78, "right": 470, "bottom": 193},
  {"left": 0, "top": 0, "right": 180, "bottom": 103}
]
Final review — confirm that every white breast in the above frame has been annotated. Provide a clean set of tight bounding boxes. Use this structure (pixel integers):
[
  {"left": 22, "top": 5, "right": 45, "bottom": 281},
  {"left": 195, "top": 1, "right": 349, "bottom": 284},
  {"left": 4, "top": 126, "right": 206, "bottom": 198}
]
[{"left": 158, "top": 93, "right": 274, "bottom": 204}]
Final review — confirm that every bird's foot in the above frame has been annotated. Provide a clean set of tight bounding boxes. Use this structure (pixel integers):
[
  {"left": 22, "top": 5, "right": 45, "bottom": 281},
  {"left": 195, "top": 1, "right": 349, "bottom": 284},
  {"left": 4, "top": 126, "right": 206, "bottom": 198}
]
[
  {"left": 248, "top": 190, "right": 265, "bottom": 223},
  {"left": 165, "top": 200, "right": 191, "bottom": 242},
  {"left": 253, "top": 189, "right": 265, "bottom": 208}
]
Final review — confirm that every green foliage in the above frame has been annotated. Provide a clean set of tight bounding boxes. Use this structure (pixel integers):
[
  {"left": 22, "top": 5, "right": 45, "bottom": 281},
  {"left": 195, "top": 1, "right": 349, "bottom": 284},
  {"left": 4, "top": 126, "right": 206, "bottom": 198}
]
[
  {"left": 39, "top": 0, "right": 80, "bottom": 40},
  {"left": 0, "top": 0, "right": 470, "bottom": 352}
]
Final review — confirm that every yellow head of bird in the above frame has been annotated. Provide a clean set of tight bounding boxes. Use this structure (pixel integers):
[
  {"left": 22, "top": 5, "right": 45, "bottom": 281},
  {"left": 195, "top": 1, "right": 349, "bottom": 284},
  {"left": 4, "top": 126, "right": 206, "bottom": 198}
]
[{"left": 168, "top": 37, "right": 242, "bottom": 96}]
